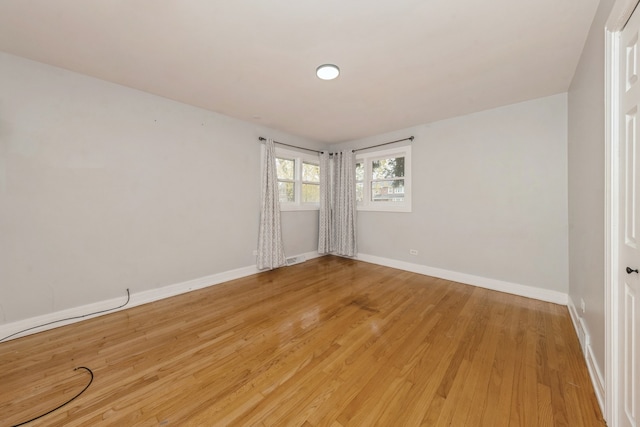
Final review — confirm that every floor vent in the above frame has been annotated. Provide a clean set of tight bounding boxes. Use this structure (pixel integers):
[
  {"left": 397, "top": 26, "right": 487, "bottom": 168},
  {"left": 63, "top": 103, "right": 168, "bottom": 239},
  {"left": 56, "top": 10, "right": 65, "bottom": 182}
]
[{"left": 286, "top": 255, "right": 306, "bottom": 266}]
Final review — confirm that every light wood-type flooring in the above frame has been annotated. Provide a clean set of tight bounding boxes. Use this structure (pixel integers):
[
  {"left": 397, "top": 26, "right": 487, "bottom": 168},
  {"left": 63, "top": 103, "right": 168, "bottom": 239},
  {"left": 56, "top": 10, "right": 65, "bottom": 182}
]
[{"left": 1, "top": 256, "right": 605, "bottom": 426}]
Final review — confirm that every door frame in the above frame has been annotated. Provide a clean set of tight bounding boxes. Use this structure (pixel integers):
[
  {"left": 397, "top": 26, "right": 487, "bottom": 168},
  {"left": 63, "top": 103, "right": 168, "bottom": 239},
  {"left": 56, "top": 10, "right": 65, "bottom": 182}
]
[{"left": 605, "top": 0, "right": 640, "bottom": 423}]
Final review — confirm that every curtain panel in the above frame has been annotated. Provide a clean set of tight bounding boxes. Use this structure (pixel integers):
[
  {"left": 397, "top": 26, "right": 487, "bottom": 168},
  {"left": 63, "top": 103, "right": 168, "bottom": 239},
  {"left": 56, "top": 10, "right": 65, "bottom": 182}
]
[
  {"left": 257, "top": 139, "right": 286, "bottom": 270},
  {"left": 328, "top": 150, "right": 357, "bottom": 257},
  {"left": 318, "top": 151, "right": 332, "bottom": 254}
]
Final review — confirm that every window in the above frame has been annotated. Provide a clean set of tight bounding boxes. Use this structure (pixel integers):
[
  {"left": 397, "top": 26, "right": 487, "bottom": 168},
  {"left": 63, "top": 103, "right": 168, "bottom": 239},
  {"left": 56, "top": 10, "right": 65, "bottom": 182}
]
[
  {"left": 302, "top": 162, "right": 320, "bottom": 203},
  {"left": 356, "top": 146, "right": 411, "bottom": 212},
  {"left": 274, "top": 147, "right": 320, "bottom": 210}
]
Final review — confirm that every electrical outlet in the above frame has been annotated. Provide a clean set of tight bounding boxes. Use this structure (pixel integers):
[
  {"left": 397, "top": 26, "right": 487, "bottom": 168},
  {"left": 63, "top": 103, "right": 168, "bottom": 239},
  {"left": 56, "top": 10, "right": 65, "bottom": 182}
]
[
  {"left": 580, "top": 298, "right": 586, "bottom": 314},
  {"left": 409, "top": 249, "right": 418, "bottom": 255}
]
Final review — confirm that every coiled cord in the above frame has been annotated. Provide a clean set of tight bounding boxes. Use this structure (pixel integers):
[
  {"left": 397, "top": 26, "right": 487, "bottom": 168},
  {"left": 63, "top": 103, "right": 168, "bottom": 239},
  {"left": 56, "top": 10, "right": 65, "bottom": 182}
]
[{"left": 11, "top": 366, "right": 94, "bottom": 427}]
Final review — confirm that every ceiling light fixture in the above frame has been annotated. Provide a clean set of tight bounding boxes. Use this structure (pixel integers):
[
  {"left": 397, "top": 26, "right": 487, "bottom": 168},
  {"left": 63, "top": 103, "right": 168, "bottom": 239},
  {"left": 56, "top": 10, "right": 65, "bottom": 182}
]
[{"left": 316, "top": 64, "right": 340, "bottom": 80}]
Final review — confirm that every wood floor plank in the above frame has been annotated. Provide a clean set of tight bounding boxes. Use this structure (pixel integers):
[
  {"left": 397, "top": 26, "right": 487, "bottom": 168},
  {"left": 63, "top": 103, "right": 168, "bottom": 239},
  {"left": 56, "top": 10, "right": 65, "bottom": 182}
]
[
  {"left": 460, "top": 295, "right": 503, "bottom": 426},
  {"left": 0, "top": 256, "right": 606, "bottom": 426},
  {"left": 478, "top": 292, "right": 517, "bottom": 427}
]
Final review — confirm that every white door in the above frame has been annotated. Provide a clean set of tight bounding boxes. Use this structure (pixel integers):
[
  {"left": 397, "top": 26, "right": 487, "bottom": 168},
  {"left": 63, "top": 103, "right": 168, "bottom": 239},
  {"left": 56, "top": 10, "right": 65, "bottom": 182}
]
[{"left": 619, "top": 7, "right": 640, "bottom": 425}]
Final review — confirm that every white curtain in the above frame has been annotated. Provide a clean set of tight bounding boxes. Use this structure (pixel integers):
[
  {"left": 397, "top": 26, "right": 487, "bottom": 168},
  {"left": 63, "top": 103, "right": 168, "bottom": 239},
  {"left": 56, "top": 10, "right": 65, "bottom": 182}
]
[
  {"left": 331, "top": 150, "right": 357, "bottom": 256},
  {"left": 318, "top": 151, "right": 332, "bottom": 254},
  {"left": 257, "top": 139, "right": 286, "bottom": 270}
]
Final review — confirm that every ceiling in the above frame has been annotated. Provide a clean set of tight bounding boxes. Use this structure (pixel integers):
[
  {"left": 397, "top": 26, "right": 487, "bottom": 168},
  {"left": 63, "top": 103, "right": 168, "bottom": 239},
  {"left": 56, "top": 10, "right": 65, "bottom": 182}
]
[{"left": 0, "top": 0, "right": 600, "bottom": 144}]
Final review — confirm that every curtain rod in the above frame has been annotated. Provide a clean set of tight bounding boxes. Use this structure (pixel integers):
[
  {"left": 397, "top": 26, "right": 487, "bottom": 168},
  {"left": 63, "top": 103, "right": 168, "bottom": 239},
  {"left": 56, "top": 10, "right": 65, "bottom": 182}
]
[
  {"left": 353, "top": 136, "right": 414, "bottom": 152},
  {"left": 258, "top": 135, "right": 414, "bottom": 155},
  {"left": 258, "top": 137, "right": 321, "bottom": 154}
]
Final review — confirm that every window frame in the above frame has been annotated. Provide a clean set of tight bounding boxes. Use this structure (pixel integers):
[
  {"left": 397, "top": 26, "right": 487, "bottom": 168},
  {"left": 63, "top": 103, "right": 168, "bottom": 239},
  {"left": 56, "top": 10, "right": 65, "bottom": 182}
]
[
  {"left": 356, "top": 146, "right": 412, "bottom": 212},
  {"left": 275, "top": 147, "right": 321, "bottom": 211}
]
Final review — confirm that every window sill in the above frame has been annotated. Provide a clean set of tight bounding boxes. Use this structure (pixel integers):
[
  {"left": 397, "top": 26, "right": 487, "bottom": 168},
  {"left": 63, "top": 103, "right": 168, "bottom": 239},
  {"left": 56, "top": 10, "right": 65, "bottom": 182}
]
[
  {"left": 280, "top": 204, "right": 320, "bottom": 212},
  {"left": 357, "top": 204, "right": 412, "bottom": 213}
]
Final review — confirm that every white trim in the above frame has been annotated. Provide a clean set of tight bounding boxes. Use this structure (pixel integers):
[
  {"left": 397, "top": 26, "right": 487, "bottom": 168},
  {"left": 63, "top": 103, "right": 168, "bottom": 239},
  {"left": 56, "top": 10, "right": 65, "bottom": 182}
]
[
  {"left": 604, "top": 1, "right": 638, "bottom": 423},
  {"left": 604, "top": 26, "right": 620, "bottom": 426},
  {"left": 0, "top": 265, "right": 259, "bottom": 342},
  {"left": 355, "top": 253, "right": 568, "bottom": 305},
  {"left": 279, "top": 204, "right": 320, "bottom": 212},
  {"left": 587, "top": 343, "right": 607, "bottom": 412},
  {"left": 568, "top": 297, "right": 586, "bottom": 349},
  {"left": 568, "top": 297, "right": 606, "bottom": 410},
  {"left": 0, "top": 251, "right": 321, "bottom": 342}
]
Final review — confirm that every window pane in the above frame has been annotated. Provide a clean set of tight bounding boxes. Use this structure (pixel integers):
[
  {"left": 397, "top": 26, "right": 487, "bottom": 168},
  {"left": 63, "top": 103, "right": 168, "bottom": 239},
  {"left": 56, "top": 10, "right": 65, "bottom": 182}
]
[
  {"left": 356, "top": 182, "right": 364, "bottom": 202},
  {"left": 302, "top": 183, "right": 320, "bottom": 203},
  {"left": 302, "top": 162, "right": 320, "bottom": 182},
  {"left": 355, "top": 162, "right": 364, "bottom": 181},
  {"left": 276, "top": 158, "right": 295, "bottom": 180},
  {"left": 278, "top": 182, "right": 295, "bottom": 203},
  {"left": 372, "top": 157, "right": 405, "bottom": 180},
  {"left": 371, "top": 179, "right": 405, "bottom": 202}
]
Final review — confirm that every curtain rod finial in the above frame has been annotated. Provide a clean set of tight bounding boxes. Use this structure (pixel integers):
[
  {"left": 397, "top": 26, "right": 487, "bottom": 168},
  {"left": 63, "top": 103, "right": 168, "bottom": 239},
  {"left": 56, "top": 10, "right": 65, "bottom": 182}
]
[
  {"left": 410, "top": 136, "right": 415, "bottom": 141},
  {"left": 258, "top": 137, "right": 266, "bottom": 141}
]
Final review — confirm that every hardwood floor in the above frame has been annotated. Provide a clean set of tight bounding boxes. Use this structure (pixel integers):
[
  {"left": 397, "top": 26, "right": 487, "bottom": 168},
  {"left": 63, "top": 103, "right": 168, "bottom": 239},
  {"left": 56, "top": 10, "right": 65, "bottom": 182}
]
[{"left": 1, "top": 256, "right": 605, "bottom": 426}]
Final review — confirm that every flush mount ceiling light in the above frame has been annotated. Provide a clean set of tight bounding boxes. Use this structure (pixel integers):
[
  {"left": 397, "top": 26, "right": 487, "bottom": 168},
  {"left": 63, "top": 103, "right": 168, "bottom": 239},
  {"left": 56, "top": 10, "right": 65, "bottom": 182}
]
[{"left": 316, "top": 64, "right": 340, "bottom": 80}]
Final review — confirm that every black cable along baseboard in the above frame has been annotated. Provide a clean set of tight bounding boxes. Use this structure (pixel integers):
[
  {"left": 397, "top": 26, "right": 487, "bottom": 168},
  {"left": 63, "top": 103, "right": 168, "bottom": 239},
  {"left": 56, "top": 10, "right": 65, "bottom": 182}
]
[{"left": 0, "top": 288, "right": 130, "bottom": 343}]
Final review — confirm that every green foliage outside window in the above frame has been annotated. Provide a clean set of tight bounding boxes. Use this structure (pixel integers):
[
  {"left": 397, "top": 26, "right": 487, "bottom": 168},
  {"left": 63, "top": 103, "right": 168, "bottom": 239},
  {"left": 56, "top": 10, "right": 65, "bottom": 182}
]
[{"left": 372, "top": 157, "right": 404, "bottom": 185}]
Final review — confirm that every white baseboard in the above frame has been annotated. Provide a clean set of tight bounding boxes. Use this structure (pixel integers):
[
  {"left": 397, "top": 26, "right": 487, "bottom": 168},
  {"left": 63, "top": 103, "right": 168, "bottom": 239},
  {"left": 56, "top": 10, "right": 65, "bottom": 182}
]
[
  {"left": 567, "top": 296, "right": 606, "bottom": 413},
  {"left": 0, "top": 264, "right": 260, "bottom": 342},
  {"left": 356, "top": 253, "right": 568, "bottom": 305},
  {"left": 586, "top": 343, "right": 606, "bottom": 411},
  {"left": 0, "top": 250, "right": 320, "bottom": 342},
  {"left": 568, "top": 297, "right": 587, "bottom": 350}
]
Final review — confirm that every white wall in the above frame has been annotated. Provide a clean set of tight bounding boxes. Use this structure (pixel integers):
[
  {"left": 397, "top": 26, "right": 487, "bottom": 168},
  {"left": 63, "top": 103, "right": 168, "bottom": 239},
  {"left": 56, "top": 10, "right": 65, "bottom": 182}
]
[
  {"left": 567, "top": 0, "right": 615, "bottom": 381},
  {"left": 0, "top": 52, "right": 322, "bottom": 324},
  {"left": 333, "top": 93, "right": 569, "bottom": 294},
  {"left": 0, "top": 50, "right": 573, "bottom": 330}
]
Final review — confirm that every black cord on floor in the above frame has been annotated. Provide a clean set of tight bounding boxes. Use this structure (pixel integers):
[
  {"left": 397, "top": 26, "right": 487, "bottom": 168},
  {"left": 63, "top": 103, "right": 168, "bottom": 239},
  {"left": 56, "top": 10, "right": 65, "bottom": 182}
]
[
  {"left": 0, "top": 289, "right": 130, "bottom": 343},
  {"left": 11, "top": 366, "right": 94, "bottom": 427}
]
